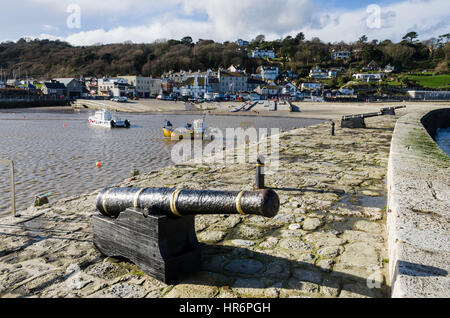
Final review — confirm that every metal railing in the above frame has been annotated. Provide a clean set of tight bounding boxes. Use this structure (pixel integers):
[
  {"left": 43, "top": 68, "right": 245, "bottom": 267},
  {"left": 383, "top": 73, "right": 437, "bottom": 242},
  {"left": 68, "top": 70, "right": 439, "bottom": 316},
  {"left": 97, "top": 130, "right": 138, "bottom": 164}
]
[{"left": 0, "top": 159, "right": 16, "bottom": 217}]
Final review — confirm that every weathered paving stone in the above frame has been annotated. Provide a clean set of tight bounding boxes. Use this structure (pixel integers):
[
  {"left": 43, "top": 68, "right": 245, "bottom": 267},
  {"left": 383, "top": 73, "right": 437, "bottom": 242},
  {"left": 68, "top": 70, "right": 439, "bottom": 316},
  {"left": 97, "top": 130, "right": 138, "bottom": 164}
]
[
  {"left": 263, "top": 261, "right": 290, "bottom": 280},
  {"left": 292, "top": 268, "right": 323, "bottom": 284},
  {"left": 289, "top": 224, "right": 302, "bottom": 230},
  {"left": 304, "top": 232, "right": 346, "bottom": 247},
  {"left": 279, "top": 239, "right": 313, "bottom": 252},
  {"left": 259, "top": 237, "right": 279, "bottom": 249},
  {"left": 271, "top": 214, "right": 295, "bottom": 225},
  {"left": 0, "top": 270, "right": 31, "bottom": 294},
  {"left": 317, "top": 246, "right": 343, "bottom": 258},
  {"left": 197, "top": 230, "right": 227, "bottom": 243},
  {"left": 316, "top": 259, "right": 335, "bottom": 272},
  {"left": 236, "top": 225, "right": 266, "bottom": 240},
  {"left": 232, "top": 278, "right": 265, "bottom": 297},
  {"left": 354, "top": 220, "right": 383, "bottom": 234},
  {"left": 224, "top": 259, "right": 264, "bottom": 275},
  {"left": 88, "top": 283, "right": 148, "bottom": 298},
  {"left": 339, "top": 242, "right": 381, "bottom": 270},
  {"left": 342, "top": 230, "right": 384, "bottom": 243},
  {"left": 321, "top": 278, "right": 341, "bottom": 297},
  {"left": 339, "top": 283, "right": 385, "bottom": 298},
  {"left": 286, "top": 279, "right": 320, "bottom": 294},
  {"left": 280, "top": 229, "right": 306, "bottom": 238},
  {"left": 297, "top": 254, "right": 316, "bottom": 267},
  {"left": 303, "top": 217, "right": 324, "bottom": 231},
  {"left": 231, "top": 239, "right": 255, "bottom": 247},
  {"left": 163, "top": 284, "right": 219, "bottom": 298}
]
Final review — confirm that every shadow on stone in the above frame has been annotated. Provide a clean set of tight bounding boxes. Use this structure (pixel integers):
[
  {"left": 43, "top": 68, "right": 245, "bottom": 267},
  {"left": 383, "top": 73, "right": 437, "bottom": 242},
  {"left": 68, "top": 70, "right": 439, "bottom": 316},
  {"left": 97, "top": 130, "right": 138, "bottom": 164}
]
[
  {"left": 395, "top": 260, "right": 448, "bottom": 277},
  {"left": 187, "top": 244, "right": 390, "bottom": 298}
]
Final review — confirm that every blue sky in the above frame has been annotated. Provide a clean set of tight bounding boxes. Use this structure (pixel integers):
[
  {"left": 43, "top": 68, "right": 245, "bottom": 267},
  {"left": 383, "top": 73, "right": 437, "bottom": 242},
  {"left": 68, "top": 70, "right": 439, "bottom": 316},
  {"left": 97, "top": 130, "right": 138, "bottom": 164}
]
[{"left": 1, "top": 0, "right": 449, "bottom": 45}]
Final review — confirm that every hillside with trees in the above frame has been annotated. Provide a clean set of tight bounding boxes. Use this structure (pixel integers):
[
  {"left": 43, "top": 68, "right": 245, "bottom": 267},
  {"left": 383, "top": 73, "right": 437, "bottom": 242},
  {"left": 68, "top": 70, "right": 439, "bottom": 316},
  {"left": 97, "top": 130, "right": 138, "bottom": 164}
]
[{"left": 0, "top": 32, "right": 448, "bottom": 81}]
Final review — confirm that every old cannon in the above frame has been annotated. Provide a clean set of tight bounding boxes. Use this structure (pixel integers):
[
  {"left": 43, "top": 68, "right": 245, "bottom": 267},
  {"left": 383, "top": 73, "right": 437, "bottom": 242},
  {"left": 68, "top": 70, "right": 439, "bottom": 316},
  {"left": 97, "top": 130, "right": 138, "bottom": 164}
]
[
  {"left": 341, "top": 105, "right": 406, "bottom": 128},
  {"left": 341, "top": 111, "right": 382, "bottom": 128},
  {"left": 92, "top": 187, "right": 280, "bottom": 283},
  {"left": 380, "top": 105, "right": 406, "bottom": 116}
]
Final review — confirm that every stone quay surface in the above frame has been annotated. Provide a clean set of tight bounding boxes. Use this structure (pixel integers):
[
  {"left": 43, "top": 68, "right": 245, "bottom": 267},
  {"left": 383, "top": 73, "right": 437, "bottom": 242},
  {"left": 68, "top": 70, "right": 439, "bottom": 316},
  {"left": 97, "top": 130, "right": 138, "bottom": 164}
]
[{"left": 0, "top": 116, "right": 396, "bottom": 298}]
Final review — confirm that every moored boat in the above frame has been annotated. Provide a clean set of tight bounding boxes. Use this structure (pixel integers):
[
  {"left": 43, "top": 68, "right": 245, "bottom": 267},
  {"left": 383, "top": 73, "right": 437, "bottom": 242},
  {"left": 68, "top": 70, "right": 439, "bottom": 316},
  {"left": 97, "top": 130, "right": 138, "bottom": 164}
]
[{"left": 89, "top": 109, "right": 130, "bottom": 128}]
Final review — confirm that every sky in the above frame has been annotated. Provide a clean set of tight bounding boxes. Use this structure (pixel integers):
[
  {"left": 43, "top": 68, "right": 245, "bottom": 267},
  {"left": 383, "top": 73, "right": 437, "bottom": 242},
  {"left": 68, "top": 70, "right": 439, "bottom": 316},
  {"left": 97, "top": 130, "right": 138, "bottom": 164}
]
[{"left": 1, "top": 0, "right": 449, "bottom": 46}]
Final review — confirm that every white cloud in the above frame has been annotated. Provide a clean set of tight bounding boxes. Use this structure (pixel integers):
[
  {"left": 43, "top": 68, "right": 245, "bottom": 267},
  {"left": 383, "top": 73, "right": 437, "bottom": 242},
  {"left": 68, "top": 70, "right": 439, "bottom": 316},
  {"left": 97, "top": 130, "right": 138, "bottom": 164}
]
[{"left": 9, "top": 0, "right": 450, "bottom": 45}]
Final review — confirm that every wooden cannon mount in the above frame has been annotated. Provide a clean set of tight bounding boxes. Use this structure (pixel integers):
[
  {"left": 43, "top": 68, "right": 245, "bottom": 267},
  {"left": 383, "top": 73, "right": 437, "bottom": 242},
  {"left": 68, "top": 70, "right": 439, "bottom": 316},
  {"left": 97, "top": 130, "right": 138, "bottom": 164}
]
[
  {"left": 92, "top": 187, "right": 280, "bottom": 284},
  {"left": 341, "top": 106, "right": 406, "bottom": 128}
]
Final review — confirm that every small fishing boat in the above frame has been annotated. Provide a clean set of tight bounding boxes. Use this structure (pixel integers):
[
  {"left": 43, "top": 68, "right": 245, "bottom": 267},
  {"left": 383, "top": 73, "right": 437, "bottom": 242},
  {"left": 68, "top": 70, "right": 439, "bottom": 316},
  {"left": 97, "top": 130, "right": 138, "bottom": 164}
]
[
  {"left": 89, "top": 109, "right": 130, "bottom": 128},
  {"left": 162, "top": 119, "right": 214, "bottom": 140}
]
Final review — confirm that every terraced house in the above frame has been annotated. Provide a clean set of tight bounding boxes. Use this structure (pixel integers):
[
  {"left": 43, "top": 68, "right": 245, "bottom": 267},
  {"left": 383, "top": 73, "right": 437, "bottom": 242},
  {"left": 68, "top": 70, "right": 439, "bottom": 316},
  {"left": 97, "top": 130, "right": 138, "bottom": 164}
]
[{"left": 217, "top": 69, "right": 248, "bottom": 93}]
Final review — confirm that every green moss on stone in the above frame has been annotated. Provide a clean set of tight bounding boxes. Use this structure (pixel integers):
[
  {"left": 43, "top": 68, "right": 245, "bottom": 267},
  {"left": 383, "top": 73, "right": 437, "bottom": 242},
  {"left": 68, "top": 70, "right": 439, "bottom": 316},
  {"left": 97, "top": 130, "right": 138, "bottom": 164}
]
[{"left": 406, "top": 129, "right": 450, "bottom": 167}]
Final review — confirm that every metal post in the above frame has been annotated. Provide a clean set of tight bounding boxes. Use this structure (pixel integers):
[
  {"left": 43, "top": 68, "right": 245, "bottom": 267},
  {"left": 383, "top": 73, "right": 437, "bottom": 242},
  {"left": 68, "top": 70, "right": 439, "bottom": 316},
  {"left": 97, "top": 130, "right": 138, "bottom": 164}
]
[
  {"left": 331, "top": 121, "right": 335, "bottom": 136},
  {"left": 256, "top": 156, "right": 265, "bottom": 189},
  {"left": 0, "top": 159, "right": 15, "bottom": 217}
]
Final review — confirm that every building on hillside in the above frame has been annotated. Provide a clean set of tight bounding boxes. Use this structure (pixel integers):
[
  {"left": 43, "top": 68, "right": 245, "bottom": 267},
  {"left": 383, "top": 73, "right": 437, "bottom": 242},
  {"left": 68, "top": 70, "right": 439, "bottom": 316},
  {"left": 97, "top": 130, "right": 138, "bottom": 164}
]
[
  {"left": 249, "top": 49, "right": 276, "bottom": 59},
  {"left": 236, "top": 39, "right": 250, "bottom": 47},
  {"left": 300, "top": 83, "right": 324, "bottom": 91},
  {"left": 218, "top": 69, "right": 248, "bottom": 93},
  {"left": 258, "top": 66, "right": 279, "bottom": 81},
  {"left": 384, "top": 65, "right": 395, "bottom": 73},
  {"left": 280, "top": 70, "right": 300, "bottom": 80},
  {"left": 247, "top": 78, "right": 267, "bottom": 92},
  {"left": 408, "top": 90, "right": 450, "bottom": 100},
  {"left": 121, "top": 76, "right": 161, "bottom": 98},
  {"left": 227, "top": 65, "right": 245, "bottom": 74},
  {"left": 41, "top": 80, "right": 67, "bottom": 97},
  {"left": 254, "top": 85, "right": 280, "bottom": 99},
  {"left": 362, "top": 60, "right": 379, "bottom": 72},
  {"left": 309, "top": 66, "right": 329, "bottom": 79},
  {"left": 280, "top": 83, "right": 297, "bottom": 98},
  {"left": 97, "top": 78, "right": 135, "bottom": 97},
  {"left": 331, "top": 50, "right": 351, "bottom": 60},
  {"left": 352, "top": 73, "right": 384, "bottom": 81},
  {"left": 179, "top": 76, "right": 210, "bottom": 98},
  {"left": 53, "top": 78, "right": 84, "bottom": 98}
]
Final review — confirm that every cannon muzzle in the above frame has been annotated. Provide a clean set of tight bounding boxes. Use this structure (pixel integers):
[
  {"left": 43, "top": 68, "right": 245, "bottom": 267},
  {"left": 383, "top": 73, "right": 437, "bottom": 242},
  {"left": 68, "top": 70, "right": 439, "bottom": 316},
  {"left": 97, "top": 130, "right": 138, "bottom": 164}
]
[{"left": 96, "top": 187, "right": 280, "bottom": 218}]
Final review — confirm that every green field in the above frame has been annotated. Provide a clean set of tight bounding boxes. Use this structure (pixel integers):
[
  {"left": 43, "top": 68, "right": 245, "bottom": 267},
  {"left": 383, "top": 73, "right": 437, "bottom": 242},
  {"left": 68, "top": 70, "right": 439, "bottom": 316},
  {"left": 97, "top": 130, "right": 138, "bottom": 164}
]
[{"left": 402, "top": 74, "right": 450, "bottom": 89}]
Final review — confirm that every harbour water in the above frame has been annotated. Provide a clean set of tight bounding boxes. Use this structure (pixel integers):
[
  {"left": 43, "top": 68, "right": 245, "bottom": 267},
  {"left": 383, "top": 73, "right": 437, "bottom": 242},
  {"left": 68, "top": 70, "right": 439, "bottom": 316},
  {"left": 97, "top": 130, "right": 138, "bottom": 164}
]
[
  {"left": 0, "top": 108, "right": 323, "bottom": 214},
  {"left": 436, "top": 128, "right": 450, "bottom": 157}
]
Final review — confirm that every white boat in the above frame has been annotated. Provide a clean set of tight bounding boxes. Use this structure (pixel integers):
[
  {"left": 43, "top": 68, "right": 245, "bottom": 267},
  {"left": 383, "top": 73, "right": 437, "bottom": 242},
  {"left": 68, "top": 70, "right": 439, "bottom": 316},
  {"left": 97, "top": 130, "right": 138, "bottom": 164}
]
[{"left": 89, "top": 109, "right": 130, "bottom": 128}]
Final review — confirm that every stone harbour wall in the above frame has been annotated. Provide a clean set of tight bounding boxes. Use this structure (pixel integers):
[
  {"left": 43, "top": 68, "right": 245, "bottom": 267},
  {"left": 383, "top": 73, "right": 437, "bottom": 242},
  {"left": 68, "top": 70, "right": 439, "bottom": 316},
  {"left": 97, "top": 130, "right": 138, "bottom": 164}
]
[
  {"left": 0, "top": 116, "right": 399, "bottom": 298},
  {"left": 387, "top": 108, "right": 450, "bottom": 297}
]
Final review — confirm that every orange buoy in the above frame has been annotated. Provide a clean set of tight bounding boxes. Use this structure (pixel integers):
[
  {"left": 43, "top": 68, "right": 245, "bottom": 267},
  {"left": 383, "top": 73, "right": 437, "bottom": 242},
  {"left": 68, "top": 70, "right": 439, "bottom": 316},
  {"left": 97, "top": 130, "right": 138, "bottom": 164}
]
[{"left": 96, "top": 162, "right": 102, "bottom": 168}]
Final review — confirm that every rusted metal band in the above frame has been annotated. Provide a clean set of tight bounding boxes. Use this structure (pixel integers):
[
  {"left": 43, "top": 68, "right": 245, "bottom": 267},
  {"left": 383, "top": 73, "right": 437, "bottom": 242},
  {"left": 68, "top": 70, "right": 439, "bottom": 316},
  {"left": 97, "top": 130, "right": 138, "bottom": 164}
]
[
  {"left": 102, "top": 188, "right": 113, "bottom": 217},
  {"left": 133, "top": 188, "right": 145, "bottom": 209},
  {"left": 235, "top": 190, "right": 246, "bottom": 215},
  {"left": 170, "top": 189, "right": 183, "bottom": 217}
]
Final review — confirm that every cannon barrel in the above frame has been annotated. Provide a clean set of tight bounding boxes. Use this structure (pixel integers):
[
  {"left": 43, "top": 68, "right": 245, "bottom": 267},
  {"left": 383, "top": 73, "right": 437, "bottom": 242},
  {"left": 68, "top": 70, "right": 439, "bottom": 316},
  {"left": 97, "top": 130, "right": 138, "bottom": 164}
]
[
  {"left": 96, "top": 187, "right": 280, "bottom": 218},
  {"left": 342, "top": 111, "right": 382, "bottom": 121}
]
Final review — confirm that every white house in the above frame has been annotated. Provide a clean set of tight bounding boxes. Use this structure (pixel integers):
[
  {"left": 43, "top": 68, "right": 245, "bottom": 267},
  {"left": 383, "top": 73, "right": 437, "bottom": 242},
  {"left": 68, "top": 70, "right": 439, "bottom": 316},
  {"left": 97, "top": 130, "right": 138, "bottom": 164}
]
[
  {"left": 179, "top": 75, "right": 211, "bottom": 98},
  {"left": 331, "top": 50, "right": 351, "bottom": 60},
  {"left": 309, "top": 66, "right": 329, "bottom": 79},
  {"left": 384, "top": 65, "right": 395, "bottom": 73},
  {"left": 98, "top": 78, "right": 135, "bottom": 97},
  {"left": 280, "top": 83, "right": 297, "bottom": 97},
  {"left": 338, "top": 88, "right": 355, "bottom": 96},
  {"left": 301, "top": 83, "right": 323, "bottom": 91},
  {"left": 259, "top": 66, "right": 279, "bottom": 81},
  {"left": 352, "top": 73, "right": 384, "bottom": 81},
  {"left": 249, "top": 49, "right": 276, "bottom": 59},
  {"left": 236, "top": 39, "right": 250, "bottom": 47}
]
